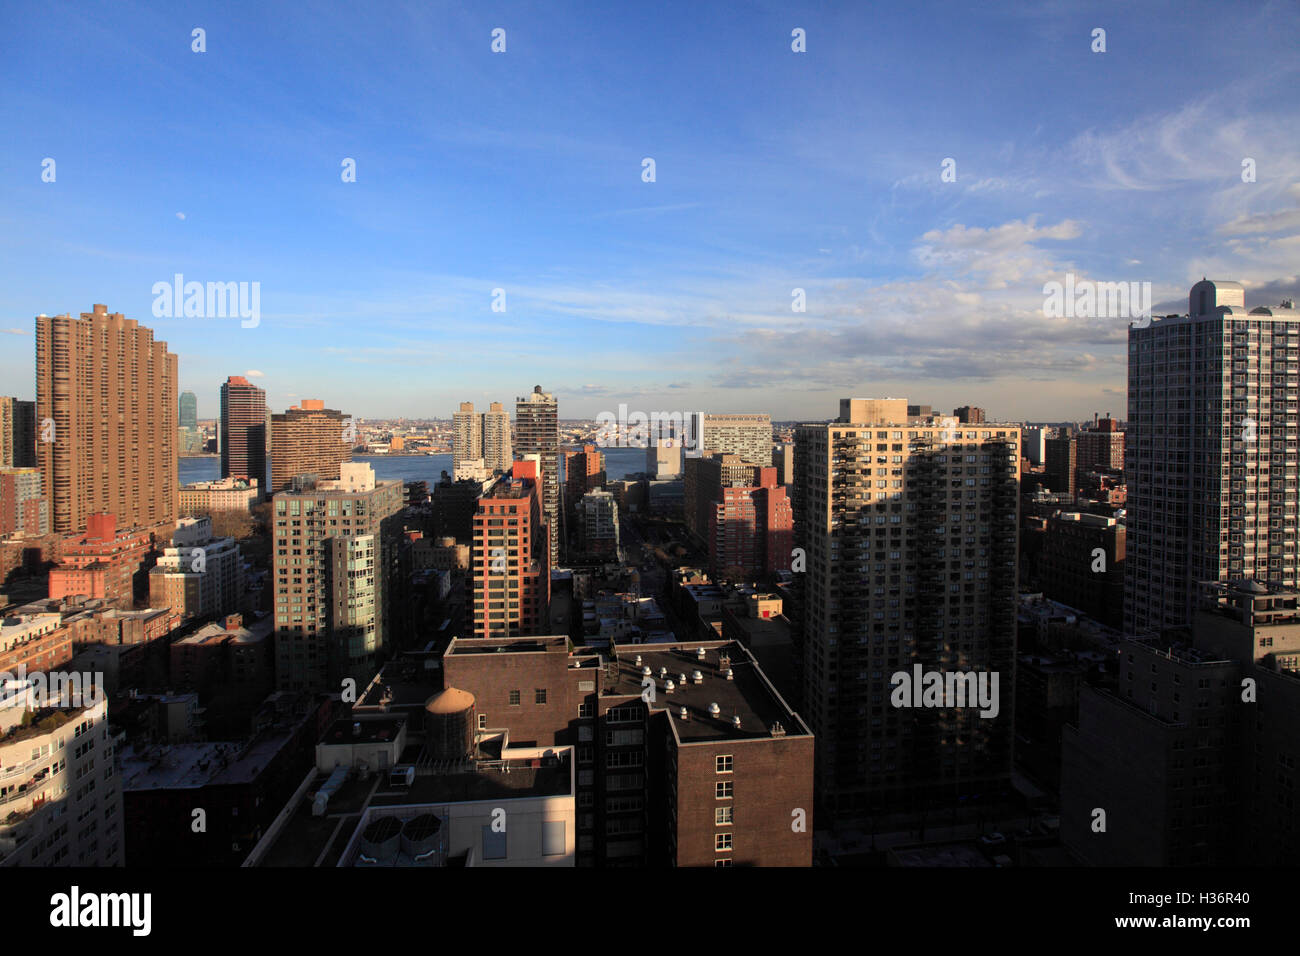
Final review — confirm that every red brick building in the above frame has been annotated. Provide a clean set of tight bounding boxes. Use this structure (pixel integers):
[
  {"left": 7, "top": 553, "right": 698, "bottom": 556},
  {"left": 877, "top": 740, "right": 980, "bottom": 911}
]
[
  {"left": 707, "top": 468, "right": 793, "bottom": 581},
  {"left": 48, "top": 513, "right": 153, "bottom": 608},
  {"left": 441, "top": 634, "right": 814, "bottom": 867},
  {"left": 469, "top": 462, "right": 551, "bottom": 639}
]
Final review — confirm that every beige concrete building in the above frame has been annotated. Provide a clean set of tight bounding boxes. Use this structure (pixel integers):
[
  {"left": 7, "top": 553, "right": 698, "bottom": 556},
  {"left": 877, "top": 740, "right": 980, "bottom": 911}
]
[
  {"left": 699, "top": 413, "right": 772, "bottom": 466},
  {"left": 270, "top": 399, "right": 350, "bottom": 494},
  {"left": 36, "top": 305, "right": 178, "bottom": 534},
  {"left": 794, "top": 399, "right": 1020, "bottom": 816}
]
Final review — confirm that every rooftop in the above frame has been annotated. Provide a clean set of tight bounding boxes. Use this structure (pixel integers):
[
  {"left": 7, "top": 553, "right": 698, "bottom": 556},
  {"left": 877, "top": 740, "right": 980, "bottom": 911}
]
[{"left": 606, "top": 640, "right": 810, "bottom": 743}]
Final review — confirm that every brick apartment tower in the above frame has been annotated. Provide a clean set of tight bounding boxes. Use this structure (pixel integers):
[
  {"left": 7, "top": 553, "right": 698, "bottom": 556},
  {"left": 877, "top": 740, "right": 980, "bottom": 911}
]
[
  {"left": 564, "top": 444, "right": 606, "bottom": 516},
  {"left": 36, "top": 305, "right": 177, "bottom": 535},
  {"left": 270, "top": 399, "right": 350, "bottom": 494},
  {"left": 515, "top": 387, "right": 560, "bottom": 566},
  {"left": 793, "top": 399, "right": 1019, "bottom": 818},
  {"left": 220, "top": 375, "right": 268, "bottom": 491},
  {"left": 1127, "top": 281, "right": 1300, "bottom": 634},
  {"left": 469, "top": 460, "right": 551, "bottom": 639},
  {"left": 710, "top": 475, "right": 794, "bottom": 581}
]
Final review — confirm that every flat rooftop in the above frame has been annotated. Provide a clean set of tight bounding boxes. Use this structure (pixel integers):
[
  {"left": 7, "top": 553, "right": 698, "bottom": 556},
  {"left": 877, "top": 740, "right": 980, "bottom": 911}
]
[
  {"left": 121, "top": 727, "right": 300, "bottom": 791},
  {"left": 253, "top": 750, "right": 570, "bottom": 868},
  {"left": 446, "top": 636, "right": 568, "bottom": 656},
  {"left": 607, "top": 640, "right": 810, "bottom": 743}
]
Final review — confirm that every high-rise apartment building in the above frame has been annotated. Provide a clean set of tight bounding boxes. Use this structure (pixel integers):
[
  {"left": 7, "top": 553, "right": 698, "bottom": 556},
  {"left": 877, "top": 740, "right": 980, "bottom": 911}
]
[
  {"left": 482, "top": 402, "right": 512, "bottom": 475},
  {"left": 1126, "top": 281, "right": 1300, "bottom": 635},
  {"left": 179, "top": 390, "right": 198, "bottom": 429},
  {"left": 564, "top": 444, "right": 606, "bottom": 516},
  {"left": 454, "top": 401, "right": 513, "bottom": 480},
  {"left": 699, "top": 414, "right": 772, "bottom": 467},
  {"left": 469, "top": 461, "right": 551, "bottom": 639},
  {"left": 954, "top": 405, "right": 986, "bottom": 424},
  {"left": 220, "top": 376, "right": 268, "bottom": 491},
  {"left": 271, "top": 462, "right": 403, "bottom": 693},
  {"left": 36, "top": 305, "right": 177, "bottom": 534},
  {"left": 0, "top": 397, "right": 36, "bottom": 469},
  {"left": 576, "top": 488, "right": 620, "bottom": 557},
  {"left": 452, "top": 402, "right": 483, "bottom": 477},
  {"left": 270, "top": 399, "right": 350, "bottom": 495},
  {"left": 710, "top": 479, "right": 793, "bottom": 582},
  {"left": 793, "top": 398, "right": 1019, "bottom": 817},
  {"left": 515, "top": 387, "right": 560, "bottom": 565},
  {"left": 684, "top": 453, "right": 766, "bottom": 542}
]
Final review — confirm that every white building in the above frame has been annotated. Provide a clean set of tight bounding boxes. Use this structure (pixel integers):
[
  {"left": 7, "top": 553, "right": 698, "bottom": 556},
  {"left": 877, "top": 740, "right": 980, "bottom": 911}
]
[{"left": 0, "top": 686, "right": 123, "bottom": 866}]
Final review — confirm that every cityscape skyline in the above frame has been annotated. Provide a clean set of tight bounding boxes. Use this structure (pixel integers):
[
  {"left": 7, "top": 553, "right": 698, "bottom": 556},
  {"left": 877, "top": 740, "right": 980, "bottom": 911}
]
[
  {"left": 2, "top": 0, "right": 1298, "bottom": 909},
  {"left": 4, "top": 2, "right": 1299, "bottom": 423}
]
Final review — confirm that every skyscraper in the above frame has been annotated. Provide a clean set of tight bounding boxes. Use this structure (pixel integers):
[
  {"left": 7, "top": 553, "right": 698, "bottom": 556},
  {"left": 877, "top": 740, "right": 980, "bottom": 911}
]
[
  {"left": 272, "top": 462, "right": 403, "bottom": 693},
  {"left": 516, "top": 386, "right": 560, "bottom": 565},
  {"left": 793, "top": 398, "right": 1019, "bottom": 818},
  {"left": 0, "top": 397, "right": 37, "bottom": 469},
  {"left": 452, "top": 402, "right": 483, "bottom": 476},
  {"left": 453, "top": 400, "right": 512, "bottom": 479},
  {"left": 179, "top": 390, "right": 198, "bottom": 429},
  {"left": 270, "top": 399, "right": 350, "bottom": 494},
  {"left": 481, "top": 401, "right": 512, "bottom": 474},
  {"left": 1126, "top": 281, "right": 1300, "bottom": 635},
  {"left": 36, "top": 304, "right": 177, "bottom": 534},
  {"left": 220, "top": 376, "right": 268, "bottom": 491}
]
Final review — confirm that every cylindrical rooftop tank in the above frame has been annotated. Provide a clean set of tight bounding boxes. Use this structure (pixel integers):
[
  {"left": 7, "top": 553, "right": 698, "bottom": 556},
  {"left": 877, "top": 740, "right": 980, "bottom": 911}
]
[{"left": 424, "top": 686, "right": 476, "bottom": 760}]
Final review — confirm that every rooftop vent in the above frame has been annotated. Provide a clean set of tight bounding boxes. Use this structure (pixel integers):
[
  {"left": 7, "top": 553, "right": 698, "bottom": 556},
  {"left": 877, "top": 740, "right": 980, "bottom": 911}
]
[
  {"left": 665, "top": 680, "right": 675, "bottom": 694},
  {"left": 708, "top": 702, "right": 721, "bottom": 717},
  {"left": 692, "top": 670, "right": 703, "bottom": 684},
  {"left": 680, "top": 673, "right": 688, "bottom": 685},
  {"left": 659, "top": 666, "right": 668, "bottom": 678},
  {"left": 725, "top": 668, "right": 734, "bottom": 681},
  {"left": 719, "top": 653, "right": 731, "bottom": 670},
  {"left": 680, "top": 706, "right": 689, "bottom": 720},
  {"left": 696, "top": 647, "right": 707, "bottom": 660},
  {"left": 642, "top": 665, "right": 652, "bottom": 677},
  {"left": 732, "top": 715, "right": 741, "bottom": 729},
  {"left": 770, "top": 721, "right": 786, "bottom": 738},
  {"left": 634, "top": 654, "right": 642, "bottom": 666}
]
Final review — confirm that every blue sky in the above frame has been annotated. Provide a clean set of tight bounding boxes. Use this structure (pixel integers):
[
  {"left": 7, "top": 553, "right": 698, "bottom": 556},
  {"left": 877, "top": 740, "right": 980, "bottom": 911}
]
[{"left": 2, "top": 0, "right": 1298, "bottom": 422}]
